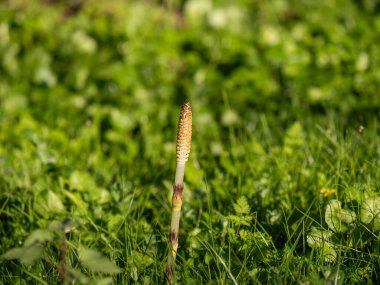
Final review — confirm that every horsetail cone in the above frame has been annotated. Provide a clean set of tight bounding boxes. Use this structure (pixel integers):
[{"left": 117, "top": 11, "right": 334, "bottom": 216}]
[
  {"left": 174, "top": 102, "right": 192, "bottom": 186},
  {"left": 165, "top": 101, "right": 192, "bottom": 284},
  {"left": 176, "top": 102, "right": 192, "bottom": 164}
]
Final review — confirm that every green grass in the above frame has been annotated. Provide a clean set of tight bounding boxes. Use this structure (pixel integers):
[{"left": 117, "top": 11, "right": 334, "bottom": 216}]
[{"left": 0, "top": 0, "right": 380, "bottom": 284}]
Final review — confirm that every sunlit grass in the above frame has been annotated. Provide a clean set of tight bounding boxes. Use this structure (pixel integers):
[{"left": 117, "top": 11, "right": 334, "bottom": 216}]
[{"left": 0, "top": 0, "right": 380, "bottom": 284}]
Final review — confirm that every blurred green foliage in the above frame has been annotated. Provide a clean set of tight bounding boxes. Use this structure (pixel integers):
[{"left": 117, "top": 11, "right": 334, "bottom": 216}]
[{"left": 0, "top": 0, "right": 380, "bottom": 284}]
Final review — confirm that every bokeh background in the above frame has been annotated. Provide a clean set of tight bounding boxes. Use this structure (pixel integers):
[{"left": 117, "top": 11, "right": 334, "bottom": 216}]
[{"left": 1, "top": 0, "right": 380, "bottom": 283}]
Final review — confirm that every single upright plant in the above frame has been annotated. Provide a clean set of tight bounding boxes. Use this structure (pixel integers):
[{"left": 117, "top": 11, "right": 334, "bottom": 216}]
[{"left": 165, "top": 101, "right": 192, "bottom": 284}]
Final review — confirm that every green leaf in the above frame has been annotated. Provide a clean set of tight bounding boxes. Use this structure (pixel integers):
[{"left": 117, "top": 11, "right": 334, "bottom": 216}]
[
  {"left": 344, "top": 185, "right": 364, "bottom": 203},
  {"left": 21, "top": 246, "right": 44, "bottom": 265},
  {"left": 127, "top": 250, "right": 153, "bottom": 268},
  {"left": 79, "top": 248, "right": 121, "bottom": 274},
  {"left": 1, "top": 247, "right": 24, "bottom": 260},
  {"left": 69, "top": 171, "right": 97, "bottom": 192},
  {"left": 34, "top": 190, "right": 64, "bottom": 217},
  {"left": 233, "top": 196, "right": 250, "bottom": 215},
  {"left": 107, "top": 214, "right": 124, "bottom": 230},
  {"left": 325, "top": 199, "right": 356, "bottom": 233},
  {"left": 360, "top": 196, "right": 380, "bottom": 230},
  {"left": 284, "top": 122, "right": 304, "bottom": 156},
  {"left": 63, "top": 189, "right": 88, "bottom": 211},
  {"left": 204, "top": 252, "right": 213, "bottom": 265},
  {"left": 47, "top": 190, "right": 65, "bottom": 212},
  {"left": 1, "top": 246, "right": 44, "bottom": 266},
  {"left": 68, "top": 171, "right": 111, "bottom": 203},
  {"left": 320, "top": 243, "right": 337, "bottom": 263},
  {"left": 306, "top": 227, "right": 333, "bottom": 248},
  {"left": 228, "top": 214, "right": 252, "bottom": 226},
  {"left": 24, "top": 229, "right": 54, "bottom": 246},
  {"left": 307, "top": 227, "right": 337, "bottom": 263},
  {"left": 130, "top": 266, "right": 138, "bottom": 282}
]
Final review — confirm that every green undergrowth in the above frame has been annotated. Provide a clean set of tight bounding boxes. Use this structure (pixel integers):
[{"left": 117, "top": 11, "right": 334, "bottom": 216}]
[{"left": 0, "top": 0, "right": 380, "bottom": 284}]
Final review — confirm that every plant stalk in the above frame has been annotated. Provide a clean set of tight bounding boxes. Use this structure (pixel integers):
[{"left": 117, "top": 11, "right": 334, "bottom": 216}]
[
  {"left": 165, "top": 102, "right": 192, "bottom": 284},
  {"left": 58, "top": 238, "right": 67, "bottom": 281}
]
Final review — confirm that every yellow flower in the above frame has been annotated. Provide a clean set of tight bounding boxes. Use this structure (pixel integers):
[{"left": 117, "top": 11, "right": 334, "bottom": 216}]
[{"left": 320, "top": 188, "right": 336, "bottom": 197}]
